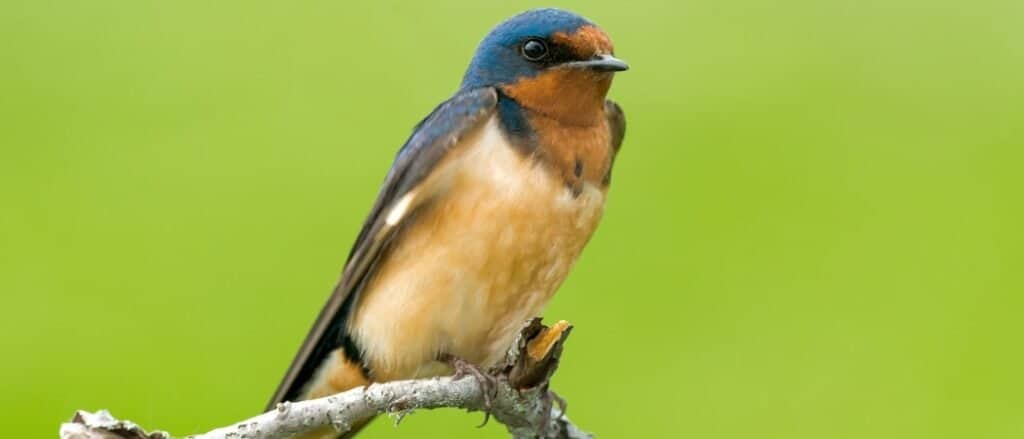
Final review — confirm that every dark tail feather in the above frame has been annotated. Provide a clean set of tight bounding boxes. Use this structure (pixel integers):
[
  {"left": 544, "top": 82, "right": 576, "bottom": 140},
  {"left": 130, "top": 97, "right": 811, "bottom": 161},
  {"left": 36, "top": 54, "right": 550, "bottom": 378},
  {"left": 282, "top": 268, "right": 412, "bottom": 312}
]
[{"left": 272, "top": 346, "right": 374, "bottom": 438}]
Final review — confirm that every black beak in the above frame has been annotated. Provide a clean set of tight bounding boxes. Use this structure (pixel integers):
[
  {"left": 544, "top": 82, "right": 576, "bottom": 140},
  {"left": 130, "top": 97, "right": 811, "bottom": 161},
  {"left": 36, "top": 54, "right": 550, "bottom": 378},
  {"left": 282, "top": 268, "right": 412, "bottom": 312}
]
[{"left": 566, "top": 54, "right": 630, "bottom": 72}]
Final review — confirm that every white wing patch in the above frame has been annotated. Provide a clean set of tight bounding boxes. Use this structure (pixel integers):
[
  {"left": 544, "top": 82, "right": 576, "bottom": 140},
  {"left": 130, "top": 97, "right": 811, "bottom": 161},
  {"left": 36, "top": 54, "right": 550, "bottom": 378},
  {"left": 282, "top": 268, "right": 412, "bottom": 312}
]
[{"left": 385, "top": 191, "right": 417, "bottom": 226}]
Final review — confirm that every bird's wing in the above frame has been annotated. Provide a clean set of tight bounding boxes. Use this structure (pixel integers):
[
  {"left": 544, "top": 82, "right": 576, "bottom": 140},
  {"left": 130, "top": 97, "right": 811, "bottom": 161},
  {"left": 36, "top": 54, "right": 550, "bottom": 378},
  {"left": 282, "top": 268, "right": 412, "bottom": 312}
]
[
  {"left": 604, "top": 99, "right": 626, "bottom": 184},
  {"left": 267, "top": 87, "right": 499, "bottom": 409}
]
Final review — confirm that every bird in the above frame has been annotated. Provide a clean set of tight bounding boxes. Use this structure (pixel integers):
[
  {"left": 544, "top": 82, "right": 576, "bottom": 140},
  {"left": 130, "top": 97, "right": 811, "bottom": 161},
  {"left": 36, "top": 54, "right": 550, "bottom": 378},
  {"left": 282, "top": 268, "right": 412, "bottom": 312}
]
[{"left": 267, "top": 8, "right": 627, "bottom": 437}]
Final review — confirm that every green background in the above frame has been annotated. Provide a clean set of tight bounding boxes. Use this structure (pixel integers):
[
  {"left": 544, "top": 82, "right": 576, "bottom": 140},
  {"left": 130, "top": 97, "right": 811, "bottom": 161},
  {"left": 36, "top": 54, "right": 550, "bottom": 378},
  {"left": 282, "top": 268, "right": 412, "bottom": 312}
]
[{"left": 2, "top": 0, "right": 1022, "bottom": 437}]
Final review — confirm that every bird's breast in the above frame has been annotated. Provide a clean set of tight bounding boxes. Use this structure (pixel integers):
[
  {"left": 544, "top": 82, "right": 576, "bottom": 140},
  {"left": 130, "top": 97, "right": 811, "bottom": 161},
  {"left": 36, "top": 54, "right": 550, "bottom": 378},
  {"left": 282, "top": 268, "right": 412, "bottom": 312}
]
[{"left": 349, "top": 116, "right": 606, "bottom": 381}]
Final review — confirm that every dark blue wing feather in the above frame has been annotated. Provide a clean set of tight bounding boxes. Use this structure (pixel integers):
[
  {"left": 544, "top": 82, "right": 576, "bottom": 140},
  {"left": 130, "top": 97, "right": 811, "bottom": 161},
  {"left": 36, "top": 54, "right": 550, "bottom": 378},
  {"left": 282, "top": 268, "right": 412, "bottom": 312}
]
[{"left": 267, "top": 87, "right": 498, "bottom": 408}]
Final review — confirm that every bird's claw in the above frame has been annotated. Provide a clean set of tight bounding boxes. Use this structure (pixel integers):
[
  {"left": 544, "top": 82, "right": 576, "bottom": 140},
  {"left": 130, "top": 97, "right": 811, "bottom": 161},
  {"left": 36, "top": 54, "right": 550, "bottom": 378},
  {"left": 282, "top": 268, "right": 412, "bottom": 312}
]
[{"left": 444, "top": 355, "right": 498, "bottom": 427}]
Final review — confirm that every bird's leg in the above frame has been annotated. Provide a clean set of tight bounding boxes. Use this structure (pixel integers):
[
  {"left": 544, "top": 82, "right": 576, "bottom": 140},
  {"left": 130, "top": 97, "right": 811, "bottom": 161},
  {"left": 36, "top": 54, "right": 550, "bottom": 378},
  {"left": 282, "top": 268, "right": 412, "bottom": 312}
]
[{"left": 439, "top": 353, "right": 497, "bottom": 427}]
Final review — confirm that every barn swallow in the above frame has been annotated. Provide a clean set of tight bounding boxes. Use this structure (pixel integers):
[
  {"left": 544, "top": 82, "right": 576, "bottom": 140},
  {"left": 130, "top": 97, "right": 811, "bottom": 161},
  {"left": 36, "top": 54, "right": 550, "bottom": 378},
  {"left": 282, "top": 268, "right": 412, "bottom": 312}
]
[{"left": 267, "top": 8, "right": 627, "bottom": 437}]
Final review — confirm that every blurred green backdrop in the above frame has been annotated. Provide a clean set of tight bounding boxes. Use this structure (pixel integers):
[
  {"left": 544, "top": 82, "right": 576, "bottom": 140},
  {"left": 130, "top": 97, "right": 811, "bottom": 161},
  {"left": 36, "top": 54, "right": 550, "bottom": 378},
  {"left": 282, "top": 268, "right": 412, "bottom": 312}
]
[{"left": 2, "top": 0, "right": 1022, "bottom": 437}]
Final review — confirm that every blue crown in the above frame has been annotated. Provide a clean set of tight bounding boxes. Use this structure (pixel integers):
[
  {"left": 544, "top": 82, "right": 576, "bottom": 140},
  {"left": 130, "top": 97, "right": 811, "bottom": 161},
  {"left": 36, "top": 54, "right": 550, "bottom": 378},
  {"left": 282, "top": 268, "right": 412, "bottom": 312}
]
[{"left": 460, "top": 8, "right": 594, "bottom": 90}]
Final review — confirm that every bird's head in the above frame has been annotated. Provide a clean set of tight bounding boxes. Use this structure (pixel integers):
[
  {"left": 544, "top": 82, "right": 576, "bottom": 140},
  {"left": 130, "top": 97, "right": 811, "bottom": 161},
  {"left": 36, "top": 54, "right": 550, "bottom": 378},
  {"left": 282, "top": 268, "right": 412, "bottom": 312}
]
[{"left": 460, "top": 9, "right": 627, "bottom": 123}]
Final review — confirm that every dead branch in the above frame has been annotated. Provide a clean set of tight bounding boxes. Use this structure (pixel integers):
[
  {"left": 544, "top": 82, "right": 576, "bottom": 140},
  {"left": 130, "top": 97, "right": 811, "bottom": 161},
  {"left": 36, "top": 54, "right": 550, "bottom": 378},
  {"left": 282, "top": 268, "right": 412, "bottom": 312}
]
[{"left": 60, "top": 319, "right": 593, "bottom": 439}]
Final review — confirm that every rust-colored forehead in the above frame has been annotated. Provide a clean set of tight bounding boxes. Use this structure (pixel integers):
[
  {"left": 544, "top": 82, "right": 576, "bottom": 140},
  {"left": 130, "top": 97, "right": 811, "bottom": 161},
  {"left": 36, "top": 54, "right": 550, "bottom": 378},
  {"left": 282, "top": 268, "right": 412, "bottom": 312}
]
[{"left": 552, "top": 25, "right": 614, "bottom": 57}]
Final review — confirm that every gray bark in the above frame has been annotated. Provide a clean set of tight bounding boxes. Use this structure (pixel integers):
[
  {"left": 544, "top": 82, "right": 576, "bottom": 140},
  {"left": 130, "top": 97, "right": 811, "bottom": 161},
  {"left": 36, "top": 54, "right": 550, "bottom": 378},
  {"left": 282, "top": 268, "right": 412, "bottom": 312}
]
[{"left": 59, "top": 318, "right": 593, "bottom": 439}]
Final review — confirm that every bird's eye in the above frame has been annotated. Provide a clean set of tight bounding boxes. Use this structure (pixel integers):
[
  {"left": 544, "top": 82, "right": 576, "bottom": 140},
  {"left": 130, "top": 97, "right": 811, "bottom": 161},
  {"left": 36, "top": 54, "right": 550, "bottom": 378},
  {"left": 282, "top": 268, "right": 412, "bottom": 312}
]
[{"left": 521, "top": 39, "right": 549, "bottom": 61}]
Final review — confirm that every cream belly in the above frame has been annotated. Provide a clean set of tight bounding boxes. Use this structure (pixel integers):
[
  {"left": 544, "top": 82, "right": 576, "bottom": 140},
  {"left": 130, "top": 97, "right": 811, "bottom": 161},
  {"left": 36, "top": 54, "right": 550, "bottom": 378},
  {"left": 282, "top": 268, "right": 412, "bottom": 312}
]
[{"left": 349, "top": 116, "right": 607, "bottom": 381}]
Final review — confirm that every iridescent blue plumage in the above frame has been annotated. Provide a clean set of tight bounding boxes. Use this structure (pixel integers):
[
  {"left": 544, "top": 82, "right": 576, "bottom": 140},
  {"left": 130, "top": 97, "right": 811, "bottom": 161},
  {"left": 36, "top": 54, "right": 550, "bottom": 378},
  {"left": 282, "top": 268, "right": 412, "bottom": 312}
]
[{"left": 460, "top": 8, "right": 593, "bottom": 89}]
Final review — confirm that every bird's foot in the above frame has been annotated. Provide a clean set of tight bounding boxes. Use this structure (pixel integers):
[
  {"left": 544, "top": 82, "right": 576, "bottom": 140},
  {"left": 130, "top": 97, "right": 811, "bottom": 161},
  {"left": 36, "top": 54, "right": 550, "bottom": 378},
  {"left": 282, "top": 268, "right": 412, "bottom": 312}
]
[{"left": 442, "top": 354, "right": 498, "bottom": 427}]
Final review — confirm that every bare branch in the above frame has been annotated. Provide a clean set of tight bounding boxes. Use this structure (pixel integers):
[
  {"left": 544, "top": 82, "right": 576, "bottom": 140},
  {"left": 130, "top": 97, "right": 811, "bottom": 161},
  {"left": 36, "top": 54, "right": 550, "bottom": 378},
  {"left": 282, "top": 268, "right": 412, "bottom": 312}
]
[
  {"left": 60, "top": 410, "right": 169, "bottom": 439},
  {"left": 60, "top": 319, "right": 594, "bottom": 439}
]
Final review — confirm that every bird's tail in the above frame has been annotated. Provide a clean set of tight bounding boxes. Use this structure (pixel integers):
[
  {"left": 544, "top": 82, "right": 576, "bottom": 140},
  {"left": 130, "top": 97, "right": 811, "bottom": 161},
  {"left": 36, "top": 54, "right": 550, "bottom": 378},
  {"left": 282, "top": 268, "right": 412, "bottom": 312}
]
[{"left": 287, "top": 349, "right": 375, "bottom": 439}]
